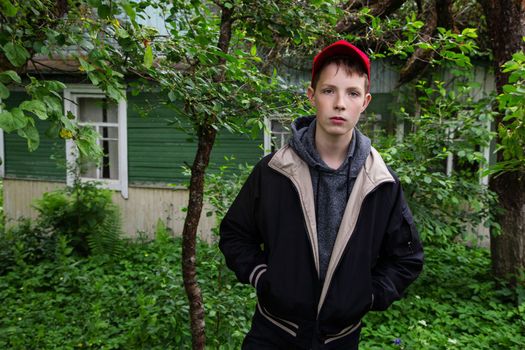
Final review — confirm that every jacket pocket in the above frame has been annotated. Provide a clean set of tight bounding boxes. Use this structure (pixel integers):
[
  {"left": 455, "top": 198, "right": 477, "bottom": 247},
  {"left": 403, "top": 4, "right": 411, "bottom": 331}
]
[
  {"left": 324, "top": 321, "right": 362, "bottom": 344},
  {"left": 249, "top": 263, "right": 267, "bottom": 292},
  {"left": 257, "top": 303, "right": 299, "bottom": 337}
]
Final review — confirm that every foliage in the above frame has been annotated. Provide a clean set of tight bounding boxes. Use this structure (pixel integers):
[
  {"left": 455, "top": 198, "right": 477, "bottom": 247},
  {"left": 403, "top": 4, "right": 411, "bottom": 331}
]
[
  {"left": 130, "top": 0, "right": 339, "bottom": 139},
  {"left": 493, "top": 43, "right": 525, "bottom": 172},
  {"left": 204, "top": 157, "right": 253, "bottom": 236},
  {"left": 0, "top": 1, "right": 107, "bottom": 159},
  {"left": 0, "top": 235, "right": 254, "bottom": 349},
  {"left": 32, "top": 180, "right": 123, "bottom": 257},
  {"left": 0, "top": 236, "right": 523, "bottom": 349},
  {"left": 361, "top": 243, "right": 525, "bottom": 350},
  {"left": 345, "top": 4, "right": 482, "bottom": 65},
  {"left": 377, "top": 75, "right": 497, "bottom": 244},
  {"left": 0, "top": 219, "right": 58, "bottom": 276},
  {"left": 0, "top": 180, "right": 4, "bottom": 232}
]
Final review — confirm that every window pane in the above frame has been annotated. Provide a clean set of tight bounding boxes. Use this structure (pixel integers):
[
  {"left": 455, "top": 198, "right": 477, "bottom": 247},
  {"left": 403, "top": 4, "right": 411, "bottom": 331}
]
[
  {"left": 101, "top": 140, "right": 119, "bottom": 180},
  {"left": 78, "top": 98, "right": 118, "bottom": 124},
  {"left": 78, "top": 98, "right": 103, "bottom": 123},
  {"left": 80, "top": 156, "right": 98, "bottom": 179},
  {"left": 271, "top": 120, "right": 290, "bottom": 151},
  {"left": 106, "top": 102, "right": 118, "bottom": 123},
  {"left": 100, "top": 126, "right": 118, "bottom": 141}
]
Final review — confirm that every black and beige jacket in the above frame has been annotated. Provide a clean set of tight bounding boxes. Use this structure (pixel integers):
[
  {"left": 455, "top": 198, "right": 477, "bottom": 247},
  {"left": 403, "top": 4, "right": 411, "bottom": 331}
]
[{"left": 219, "top": 145, "right": 424, "bottom": 349}]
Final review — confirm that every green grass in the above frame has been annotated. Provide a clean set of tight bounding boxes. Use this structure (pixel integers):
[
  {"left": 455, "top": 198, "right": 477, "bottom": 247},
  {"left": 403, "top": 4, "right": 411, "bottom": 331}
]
[{"left": 0, "top": 237, "right": 523, "bottom": 349}]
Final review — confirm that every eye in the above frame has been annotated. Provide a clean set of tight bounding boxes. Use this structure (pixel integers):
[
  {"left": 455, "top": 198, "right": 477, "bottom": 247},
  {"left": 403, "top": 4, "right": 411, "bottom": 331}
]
[
  {"left": 321, "top": 88, "right": 334, "bottom": 94},
  {"left": 348, "top": 90, "right": 361, "bottom": 97}
]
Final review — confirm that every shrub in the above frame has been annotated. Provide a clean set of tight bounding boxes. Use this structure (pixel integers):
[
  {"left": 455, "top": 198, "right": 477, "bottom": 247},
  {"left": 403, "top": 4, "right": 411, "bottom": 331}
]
[
  {"left": 32, "top": 180, "right": 123, "bottom": 257},
  {"left": 377, "top": 78, "right": 498, "bottom": 245},
  {"left": 204, "top": 158, "right": 253, "bottom": 236},
  {"left": 0, "top": 219, "right": 57, "bottom": 275}
]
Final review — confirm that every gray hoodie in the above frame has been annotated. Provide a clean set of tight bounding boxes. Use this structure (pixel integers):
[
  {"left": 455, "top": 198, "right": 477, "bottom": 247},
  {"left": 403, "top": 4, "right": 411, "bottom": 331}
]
[{"left": 289, "top": 116, "right": 371, "bottom": 282}]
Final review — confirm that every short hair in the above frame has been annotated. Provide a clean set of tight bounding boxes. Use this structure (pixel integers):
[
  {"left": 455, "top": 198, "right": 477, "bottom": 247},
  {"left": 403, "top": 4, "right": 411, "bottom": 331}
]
[{"left": 311, "top": 55, "right": 370, "bottom": 92}]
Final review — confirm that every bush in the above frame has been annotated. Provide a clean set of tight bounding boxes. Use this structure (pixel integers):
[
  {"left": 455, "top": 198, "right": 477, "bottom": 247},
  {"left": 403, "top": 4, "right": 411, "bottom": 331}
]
[
  {"left": 0, "top": 219, "right": 57, "bottom": 275},
  {"left": 377, "top": 78, "right": 498, "bottom": 245},
  {"left": 204, "top": 158, "right": 253, "bottom": 236},
  {"left": 32, "top": 180, "right": 123, "bottom": 257}
]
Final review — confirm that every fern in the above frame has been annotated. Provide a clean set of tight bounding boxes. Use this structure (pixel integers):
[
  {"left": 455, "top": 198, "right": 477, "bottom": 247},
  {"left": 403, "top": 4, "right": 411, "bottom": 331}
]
[
  {"left": 87, "top": 204, "right": 124, "bottom": 258},
  {"left": 33, "top": 180, "right": 124, "bottom": 258}
]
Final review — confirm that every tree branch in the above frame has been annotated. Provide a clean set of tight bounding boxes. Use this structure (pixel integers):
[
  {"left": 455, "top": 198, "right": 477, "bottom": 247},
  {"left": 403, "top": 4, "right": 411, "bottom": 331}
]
[
  {"left": 398, "top": 0, "right": 439, "bottom": 85},
  {"left": 336, "top": 0, "right": 407, "bottom": 34}
]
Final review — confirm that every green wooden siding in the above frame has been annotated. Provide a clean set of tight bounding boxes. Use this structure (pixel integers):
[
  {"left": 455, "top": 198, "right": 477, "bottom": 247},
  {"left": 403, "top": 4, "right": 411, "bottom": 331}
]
[
  {"left": 3, "top": 92, "right": 66, "bottom": 181},
  {"left": 3, "top": 92, "right": 263, "bottom": 184},
  {"left": 127, "top": 94, "right": 263, "bottom": 185}
]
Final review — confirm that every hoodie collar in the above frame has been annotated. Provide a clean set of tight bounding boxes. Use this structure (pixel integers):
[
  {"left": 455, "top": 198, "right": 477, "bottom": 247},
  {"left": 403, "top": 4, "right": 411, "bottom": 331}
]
[{"left": 289, "top": 116, "right": 368, "bottom": 176}]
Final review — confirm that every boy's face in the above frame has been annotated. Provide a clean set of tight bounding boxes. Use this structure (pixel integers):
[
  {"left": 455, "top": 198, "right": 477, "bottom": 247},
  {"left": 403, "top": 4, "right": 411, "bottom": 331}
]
[{"left": 307, "top": 62, "right": 371, "bottom": 144}]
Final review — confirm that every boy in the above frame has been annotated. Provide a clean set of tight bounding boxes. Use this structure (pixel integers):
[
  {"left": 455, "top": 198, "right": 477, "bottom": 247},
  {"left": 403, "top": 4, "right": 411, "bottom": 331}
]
[{"left": 219, "top": 40, "right": 424, "bottom": 349}]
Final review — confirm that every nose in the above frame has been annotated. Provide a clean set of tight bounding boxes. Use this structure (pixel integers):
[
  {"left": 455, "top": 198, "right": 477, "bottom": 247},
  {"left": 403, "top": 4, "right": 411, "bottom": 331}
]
[{"left": 334, "top": 93, "right": 345, "bottom": 111}]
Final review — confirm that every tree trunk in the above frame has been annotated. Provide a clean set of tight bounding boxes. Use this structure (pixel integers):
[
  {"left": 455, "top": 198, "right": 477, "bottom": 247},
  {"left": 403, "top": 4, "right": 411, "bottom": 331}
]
[
  {"left": 182, "top": 124, "right": 217, "bottom": 350},
  {"left": 480, "top": 0, "right": 525, "bottom": 284},
  {"left": 180, "top": 5, "right": 234, "bottom": 350}
]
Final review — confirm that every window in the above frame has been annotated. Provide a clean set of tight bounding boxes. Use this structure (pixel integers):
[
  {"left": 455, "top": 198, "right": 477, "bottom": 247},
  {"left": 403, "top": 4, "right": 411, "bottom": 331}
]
[
  {"left": 64, "top": 85, "right": 128, "bottom": 198},
  {"left": 264, "top": 118, "right": 291, "bottom": 155}
]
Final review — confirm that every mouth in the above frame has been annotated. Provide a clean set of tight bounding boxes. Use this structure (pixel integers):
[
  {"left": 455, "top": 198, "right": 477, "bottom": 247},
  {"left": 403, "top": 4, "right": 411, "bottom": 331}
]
[{"left": 330, "top": 116, "right": 346, "bottom": 122}]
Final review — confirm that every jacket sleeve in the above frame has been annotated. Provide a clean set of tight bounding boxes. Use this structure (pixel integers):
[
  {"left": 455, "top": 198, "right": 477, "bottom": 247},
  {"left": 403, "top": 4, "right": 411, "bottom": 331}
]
[
  {"left": 219, "top": 162, "right": 267, "bottom": 289},
  {"left": 371, "top": 181, "right": 424, "bottom": 311}
]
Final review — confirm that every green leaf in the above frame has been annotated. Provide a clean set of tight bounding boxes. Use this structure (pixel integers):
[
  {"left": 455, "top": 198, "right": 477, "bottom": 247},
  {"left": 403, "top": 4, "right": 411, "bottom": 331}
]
[
  {"left": 0, "top": 108, "right": 28, "bottom": 133},
  {"left": 0, "top": 70, "right": 21, "bottom": 84},
  {"left": 116, "top": 27, "right": 130, "bottom": 39},
  {"left": 97, "top": 4, "right": 111, "bottom": 19},
  {"left": 78, "top": 57, "right": 95, "bottom": 72},
  {"left": 106, "top": 84, "right": 124, "bottom": 102},
  {"left": 43, "top": 96, "right": 63, "bottom": 115},
  {"left": 3, "top": 42, "right": 30, "bottom": 67},
  {"left": 20, "top": 100, "right": 48, "bottom": 120},
  {"left": 0, "top": 82, "right": 9, "bottom": 99},
  {"left": 17, "top": 124, "right": 40, "bottom": 151},
  {"left": 0, "top": 0, "right": 18, "bottom": 17},
  {"left": 461, "top": 28, "right": 478, "bottom": 39},
  {"left": 143, "top": 45, "right": 153, "bottom": 68},
  {"left": 121, "top": 0, "right": 136, "bottom": 23}
]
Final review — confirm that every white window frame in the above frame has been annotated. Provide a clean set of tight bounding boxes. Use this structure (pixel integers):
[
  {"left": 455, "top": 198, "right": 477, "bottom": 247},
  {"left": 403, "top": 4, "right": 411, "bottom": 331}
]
[{"left": 64, "top": 84, "right": 128, "bottom": 199}]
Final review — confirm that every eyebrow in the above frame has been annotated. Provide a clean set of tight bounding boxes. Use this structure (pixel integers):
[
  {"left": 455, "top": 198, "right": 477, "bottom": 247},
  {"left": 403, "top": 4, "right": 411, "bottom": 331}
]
[{"left": 319, "top": 84, "right": 363, "bottom": 91}]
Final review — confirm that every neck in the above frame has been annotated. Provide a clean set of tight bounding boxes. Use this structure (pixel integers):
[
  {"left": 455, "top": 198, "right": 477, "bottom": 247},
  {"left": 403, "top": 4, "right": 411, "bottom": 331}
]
[{"left": 315, "top": 129, "right": 353, "bottom": 170}]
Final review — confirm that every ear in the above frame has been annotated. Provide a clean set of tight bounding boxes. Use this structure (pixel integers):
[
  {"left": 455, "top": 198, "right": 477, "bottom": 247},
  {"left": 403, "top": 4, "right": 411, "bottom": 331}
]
[
  {"left": 307, "top": 86, "right": 316, "bottom": 107},
  {"left": 360, "top": 93, "right": 372, "bottom": 113}
]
